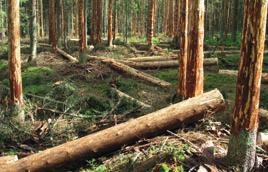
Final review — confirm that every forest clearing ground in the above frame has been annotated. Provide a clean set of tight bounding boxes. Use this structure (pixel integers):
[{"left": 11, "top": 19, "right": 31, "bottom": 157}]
[{"left": 1, "top": 41, "right": 268, "bottom": 171}]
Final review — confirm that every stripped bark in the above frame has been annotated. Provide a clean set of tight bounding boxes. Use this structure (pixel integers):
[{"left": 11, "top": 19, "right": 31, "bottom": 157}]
[
  {"left": 227, "top": 0, "right": 268, "bottom": 171},
  {"left": 8, "top": 0, "right": 24, "bottom": 122},
  {"left": 178, "top": 0, "right": 188, "bottom": 97},
  {"left": 186, "top": 0, "right": 205, "bottom": 98},
  {"left": 0, "top": 155, "right": 18, "bottom": 167},
  {"left": 0, "top": 90, "right": 225, "bottom": 172}
]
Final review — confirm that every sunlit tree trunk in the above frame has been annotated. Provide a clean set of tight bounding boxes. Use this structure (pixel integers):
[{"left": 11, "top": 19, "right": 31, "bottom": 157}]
[
  {"left": 78, "top": 0, "right": 86, "bottom": 53},
  {"left": 108, "top": 0, "right": 113, "bottom": 46},
  {"left": 49, "top": 0, "right": 57, "bottom": 49},
  {"left": 29, "top": 0, "right": 37, "bottom": 62},
  {"left": 177, "top": 0, "right": 188, "bottom": 97},
  {"left": 8, "top": 0, "right": 24, "bottom": 123},
  {"left": 185, "top": 0, "right": 204, "bottom": 98},
  {"left": 227, "top": 0, "right": 268, "bottom": 171},
  {"left": 147, "top": 0, "right": 155, "bottom": 48}
]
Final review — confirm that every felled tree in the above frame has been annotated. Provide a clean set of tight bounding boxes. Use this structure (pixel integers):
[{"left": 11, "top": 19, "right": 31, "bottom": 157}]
[{"left": 227, "top": 0, "right": 268, "bottom": 171}]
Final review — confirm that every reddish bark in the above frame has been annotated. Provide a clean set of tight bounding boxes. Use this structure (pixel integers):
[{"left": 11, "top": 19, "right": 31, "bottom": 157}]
[
  {"left": 48, "top": 0, "right": 57, "bottom": 49},
  {"left": 186, "top": 0, "right": 205, "bottom": 98},
  {"left": 113, "top": 0, "right": 117, "bottom": 40},
  {"left": 108, "top": 0, "right": 113, "bottom": 46},
  {"left": 96, "top": 0, "right": 102, "bottom": 44},
  {"left": 8, "top": 0, "right": 24, "bottom": 116},
  {"left": 90, "top": 0, "right": 96, "bottom": 45},
  {"left": 78, "top": 0, "right": 86, "bottom": 52},
  {"left": 174, "top": 0, "right": 179, "bottom": 37},
  {"left": 177, "top": 0, "right": 188, "bottom": 97}
]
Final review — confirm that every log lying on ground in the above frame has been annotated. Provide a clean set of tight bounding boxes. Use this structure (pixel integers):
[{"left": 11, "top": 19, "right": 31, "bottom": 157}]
[
  {"left": 0, "top": 89, "right": 225, "bottom": 172},
  {"left": 123, "top": 58, "right": 219, "bottom": 71},
  {"left": 112, "top": 88, "right": 151, "bottom": 108},
  {"left": 38, "top": 43, "right": 78, "bottom": 62},
  {"left": 0, "top": 155, "right": 18, "bottom": 167},
  {"left": 55, "top": 47, "right": 78, "bottom": 63},
  {"left": 101, "top": 58, "right": 172, "bottom": 88},
  {"left": 128, "top": 56, "right": 178, "bottom": 62},
  {"left": 219, "top": 70, "right": 268, "bottom": 83}
]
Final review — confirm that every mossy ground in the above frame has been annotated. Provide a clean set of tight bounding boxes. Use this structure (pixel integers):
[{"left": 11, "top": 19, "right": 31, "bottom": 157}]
[{"left": 1, "top": 38, "right": 268, "bottom": 171}]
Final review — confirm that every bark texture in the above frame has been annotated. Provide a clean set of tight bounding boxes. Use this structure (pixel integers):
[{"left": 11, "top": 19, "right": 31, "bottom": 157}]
[
  {"left": 1, "top": 90, "right": 225, "bottom": 172},
  {"left": 29, "top": 0, "right": 37, "bottom": 61},
  {"left": 227, "top": 0, "right": 268, "bottom": 171},
  {"left": 108, "top": 0, "right": 113, "bottom": 46},
  {"left": 8, "top": 0, "right": 24, "bottom": 122},
  {"left": 78, "top": 0, "right": 86, "bottom": 53},
  {"left": 48, "top": 0, "right": 57, "bottom": 49},
  {"left": 178, "top": 0, "right": 188, "bottom": 97},
  {"left": 186, "top": 0, "right": 205, "bottom": 98},
  {"left": 147, "top": 0, "right": 155, "bottom": 48}
]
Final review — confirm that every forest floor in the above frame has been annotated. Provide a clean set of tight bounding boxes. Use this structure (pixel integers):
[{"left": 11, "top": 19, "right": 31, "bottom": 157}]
[{"left": 1, "top": 37, "right": 268, "bottom": 171}]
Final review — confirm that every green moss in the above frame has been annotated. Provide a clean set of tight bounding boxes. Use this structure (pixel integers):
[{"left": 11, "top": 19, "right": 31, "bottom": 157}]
[{"left": 0, "top": 60, "right": 7, "bottom": 71}]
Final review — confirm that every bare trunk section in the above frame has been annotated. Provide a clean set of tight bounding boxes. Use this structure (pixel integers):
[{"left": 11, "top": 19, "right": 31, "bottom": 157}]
[
  {"left": 177, "top": 0, "right": 188, "bottom": 97},
  {"left": 1, "top": 90, "right": 225, "bottom": 172},
  {"left": 78, "top": 0, "right": 86, "bottom": 53},
  {"left": 96, "top": 0, "right": 102, "bottom": 44},
  {"left": 29, "top": 0, "right": 37, "bottom": 62},
  {"left": 113, "top": 0, "right": 117, "bottom": 41},
  {"left": 107, "top": 0, "right": 113, "bottom": 47},
  {"left": 227, "top": 0, "right": 268, "bottom": 171},
  {"left": 48, "top": 0, "right": 57, "bottom": 50},
  {"left": 186, "top": 0, "right": 205, "bottom": 98},
  {"left": 8, "top": 0, "right": 24, "bottom": 123},
  {"left": 39, "top": 0, "right": 44, "bottom": 37},
  {"left": 147, "top": 0, "right": 155, "bottom": 48}
]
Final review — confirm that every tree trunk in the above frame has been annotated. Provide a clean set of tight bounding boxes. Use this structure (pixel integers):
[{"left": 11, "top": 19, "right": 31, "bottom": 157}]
[
  {"left": 118, "top": 0, "right": 123, "bottom": 34},
  {"left": 167, "top": 0, "right": 174, "bottom": 37},
  {"left": 8, "top": 0, "right": 24, "bottom": 123},
  {"left": 140, "top": 0, "right": 145, "bottom": 36},
  {"left": 58, "top": 0, "right": 64, "bottom": 45},
  {"left": 78, "top": 0, "right": 86, "bottom": 53},
  {"left": 112, "top": 0, "right": 117, "bottom": 41},
  {"left": 123, "top": 58, "right": 218, "bottom": 71},
  {"left": 227, "top": 0, "right": 268, "bottom": 171},
  {"left": 48, "top": 0, "right": 57, "bottom": 49},
  {"left": 0, "top": 89, "right": 225, "bottom": 172},
  {"left": 107, "top": 0, "right": 113, "bottom": 47},
  {"left": 147, "top": 0, "right": 155, "bottom": 48},
  {"left": 186, "top": 0, "right": 205, "bottom": 98},
  {"left": 90, "top": 0, "right": 96, "bottom": 45},
  {"left": 177, "top": 0, "right": 188, "bottom": 97},
  {"left": 29, "top": 0, "right": 37, "bottom": 62},
  {"left": 173, "top": 0, "right": 179, "bottom": 38},
  {"left": 39, "top": 0, "right": 44, "bottom": 37},
  {"left": 231, "top": 0, "right": 239, "bottom": 41},
  {"left": 96, "top": 0, "right": 102, "bottom": 44}
]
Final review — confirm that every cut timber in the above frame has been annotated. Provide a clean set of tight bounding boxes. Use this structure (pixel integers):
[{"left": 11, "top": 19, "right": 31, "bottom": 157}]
[
  {"left": 123, "top": 58, "right": 219, "bottom": 71},
  {"left": 219, "top": 70, "right": 268, "bottom": 84},
  {"left": 55, "top": 47, "right": 78, "bottom": 63},
  {"left": 128, "top": 56, "right": 178, "bottom": 62},
  {"left": 0, "top": 89, "right": 225, "bottom": 172},
  {"left": 0, "top": 155, "right": 18, "bottom": 166},
  {"left": 101, "top": 58, "right": 171, "bottom": 88},
  {"left": 112, "top": 88, "right": 151, "bottom": 108},
  {"left": 38, "top": 43, "right": 78, "bottom": 62}
]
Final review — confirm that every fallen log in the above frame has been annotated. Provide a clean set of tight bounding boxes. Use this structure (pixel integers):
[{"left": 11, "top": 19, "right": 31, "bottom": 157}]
[
  {"left": 128, "top": 56, "right": 177, "bottom": 62},
  {"left": 1, "top": 89, "right": 225, "bottom": 172},
  {"left": 172, "top": 50, "right": 268, "bottom": 55},
  {"left": 101, "top": 58, "right": 172, "bottom": 88},
  {"left": 123, "top": 58, "right": 219, "bottom": 71},
  {"left": 112, "top": 88, "right": 151, "bottom": 108},
  {"left": 38, "top": 43, "right": 78, "bottom": 62},
  {"left": 55, "top": 47, "right": 78, "bottom": 63},
  {"left": 219, "top": 70, "right": 268, "bottom": 83},
  {"left": 0, "top": 155, "right": 18, "bottom": 167}
]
